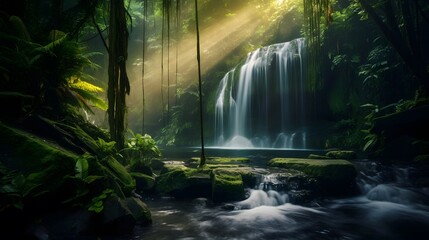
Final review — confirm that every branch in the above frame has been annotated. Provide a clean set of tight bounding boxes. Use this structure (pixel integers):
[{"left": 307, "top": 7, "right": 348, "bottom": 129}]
[{"left": 92, "top": 13, "right": 109, "bottom": 53}]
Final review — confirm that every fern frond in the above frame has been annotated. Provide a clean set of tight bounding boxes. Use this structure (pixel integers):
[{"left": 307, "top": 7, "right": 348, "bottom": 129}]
[{"left": 69, "top": 78, "right": 104, "bottom": 93}]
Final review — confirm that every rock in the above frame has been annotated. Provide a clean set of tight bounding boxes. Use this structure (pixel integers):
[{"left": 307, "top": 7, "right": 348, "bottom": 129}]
[
  {"left": 131, "top": 172, "right": 155, "bottom": 192},
  {"left": 124, "top": 197, "right": 152, "bottom": 226},
  {"left": 0, "top": 123, "right": 78, "bottom": 178},
  {"left": 150, "top": 158, "right": 165, "bottom": 171},
  {"left": 288, "top": 190, "right": 315, "bottom": 204},
  {"left": 221, "top": 203, "right": 237, "bottom": 211},
  {"left": 268, "top": 158, "right": 357, "bottom": 196},
  {"left": 262, "top": 170, "right": 318, "bottom": 192},
  {"left": 104, "top": 156, "right": 136, "bottom": 196},
  {"left": 155, "top": 166, "right": 211, "bottom": 198},
  {"left": 23, "top": 223, "right": 49, "bottom": 240},
  {"left": 159, "top": 161, "right": 187, "bottom": 174},
  {"left": 0, "top": 123, "right": 82, "bottom": 211},
  {"left": 308, "top": 154, "right": 329, "bottom": 159},
  {"left": 225, "top": 167, "right": 256, "bottom": 188},
  {"left": 211, "top": 169, "right": 245, "bottom": 203},
  {"left": 41, "top": 207, "right": 92, "bottom": 239},
  {"left": 98, "top": 195, "right": 136, "bottom": 235},
  {"left": 191, "top": 157, "right": 250, "bottom": 165},
  {"left": 326, "top": 150, "right": 356, "bottom": 160},
  {"left": 129, "top": 165, "right": 153, "bottom": 176}
]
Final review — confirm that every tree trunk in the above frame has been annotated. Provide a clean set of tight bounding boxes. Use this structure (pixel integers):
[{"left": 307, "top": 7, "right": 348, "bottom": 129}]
[
  {"left": 195, "top": 0, "right": 206, "bottom": 167},
  {"left": 108, "top": 0, "right": 130, "bottom": 149}
]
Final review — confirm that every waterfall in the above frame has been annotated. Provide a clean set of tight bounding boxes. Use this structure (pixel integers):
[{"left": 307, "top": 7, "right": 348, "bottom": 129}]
[{"left": 214, "top": 38, "right": 308, "bottom": 148}]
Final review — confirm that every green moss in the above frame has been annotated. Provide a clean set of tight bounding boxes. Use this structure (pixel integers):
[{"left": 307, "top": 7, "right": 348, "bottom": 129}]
[
  {"left": 159, "top": 161, "right": 188, "bottom": 174},
  {"left": 268, "top": 158, "right": 357, "bottom": 195},
  {"left": 130, "top": 172, "right": 155, "bottom": 191},
  {"left": 205, "top": 164, "right": 241, "bottom": 169},
  {"left": 326, "top": 150, "right": 356, "bottom": 160},
  {"left": 191, "top": 157, "right": 250, "bottom": 164},
  {"left": 104, "top": 156, "right": 136, "bottom": 196},
  {"left": 155, "top": 169, "right": 186, "bottom": 194},
  {"left": 155, "top": 166, "right": 211, "bottom": 197},
  {"left": 125, "top": 197, "right": 152, "bottom": 226},
  {"left": 308, "top": 154, "right": 329, "bottom": 159},
  {"left": 0, "top": 123, "right": 78, "bottom": 182},
  {"left": 211, "top": 169, "right": 245, "bottom": 203}
]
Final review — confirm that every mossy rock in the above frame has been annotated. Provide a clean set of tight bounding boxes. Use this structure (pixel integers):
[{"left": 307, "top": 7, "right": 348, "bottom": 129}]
[
  {"left": 124, "top": 197, "right": 152, "bottom": 226},
  {"left": 150, "top": 159, "right": 165, "bottom": 171},
  {"left": 205, "top": 164, "right": 241, "bottom": 169},
  {"left": 0, "top": 123, "right": 78, "bottom": 177},
  {"left": 326, "top": 150, "right": 356, "bottom": 160},
  {"left": 191, "top": 157, "right": 250, "bottom": 165},
  {"left": 159, "top": 161, "right": 188, "bottom": 174},
  {"left": 155, "top": 166, "right": 211, "bottom": 198},
  {"left": 308, "top": 154, "right": 329, "bottom": 159},
  {"left": 97, "top": 195, "right": 136, "bottom": 234},
  {"left": 0, "top": 123, "right": 79, "bottom": 206},
  {"left": 268, "top": 158, "right": 357, "bottom": 196},
  {"left": 103, "top": 156, "right": 136, "bottom": 196},
  {"left": 211, "top": 169, "right": 245, "bottom": 203},
  {"left": 216, "top": 167, "right": 256, "bottom": 188},
  {"left": 130, "top": 172, "right": 155, "bottom": 192}
]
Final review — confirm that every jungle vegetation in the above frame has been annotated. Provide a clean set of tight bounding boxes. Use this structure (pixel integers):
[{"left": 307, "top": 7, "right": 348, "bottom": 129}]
[{"left": 0, "top": 0, "right": 429, "bottom": 237}]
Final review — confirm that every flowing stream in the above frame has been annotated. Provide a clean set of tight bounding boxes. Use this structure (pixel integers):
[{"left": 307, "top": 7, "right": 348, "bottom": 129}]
[
  {"left": 132, "top": 160, "right": 429, "bottom": 240},
  {"left": 213, "top": 38, "right": 309, "bottom": 149}
]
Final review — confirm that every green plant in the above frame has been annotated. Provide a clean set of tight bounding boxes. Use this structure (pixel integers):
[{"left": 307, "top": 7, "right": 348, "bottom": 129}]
[
  {"left": 88, "top": 188, "right": 114, "bottom": 213},
  {"left": 360, "top": 103, "right": 384, "bottom": 152},
  {"left": 0, "top": 17, "right": 106, "bottom": 118},
  {"left": 0, "top": 169, "right": 27, "bottom": 211},
  {"left": 95, "top": 138, "right": 117, "bottom": 159},
  {"left": 121, "top": 130, "right": 161, "bottom": 171}
]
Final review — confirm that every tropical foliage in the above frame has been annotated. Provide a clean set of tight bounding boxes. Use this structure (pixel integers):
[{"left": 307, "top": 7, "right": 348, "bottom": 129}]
[{"left": 0, "top": 16, "right": 106, "bottom": 118}]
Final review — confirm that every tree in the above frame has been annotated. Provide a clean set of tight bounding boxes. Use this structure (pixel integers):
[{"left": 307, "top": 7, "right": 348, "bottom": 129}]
[
  {"left": 108, "top": 0, "right": 130, "bottom": 149},
  {"left": 195, "top": 0, "right": 206, "bottom": 167},
  {"left": 303, "top": 0, "right": 332, "bottom": 91},
  {"left": 357, "top": 0, "right": 429, "bottom": 94}
]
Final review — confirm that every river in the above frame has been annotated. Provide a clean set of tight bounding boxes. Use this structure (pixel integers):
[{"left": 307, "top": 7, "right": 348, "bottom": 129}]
[{"left": 130, "top": 160, "right": 429, "bottom": 240}]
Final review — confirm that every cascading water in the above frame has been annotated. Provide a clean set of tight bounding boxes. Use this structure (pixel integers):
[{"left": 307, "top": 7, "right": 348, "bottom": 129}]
[
  {"left": 214, "top": 38, "right": 308, "bottom": 149},
  {"left": 137, "top": 160, "right": 429, "bottom": 240}
]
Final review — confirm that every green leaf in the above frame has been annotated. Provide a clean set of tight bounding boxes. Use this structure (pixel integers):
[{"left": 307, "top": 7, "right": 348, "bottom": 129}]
[
  {"left": 363, "top": 138, "right": 376, "bottom": 152},
  {"left": 84, "top": 175, "right": 103, "bottom": 184},
  {"left": 88, "top": 189, "right": 113, "bottom": 213},
  {"left": 75, "top": 156, "right": 89, "bottom": 179}
]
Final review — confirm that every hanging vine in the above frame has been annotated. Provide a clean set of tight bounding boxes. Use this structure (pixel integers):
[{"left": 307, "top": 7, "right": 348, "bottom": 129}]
[
  {"left": 141, "top": 0, "right": 148, "bottom": 133},
  {"left": 175, "top": 0, "right": 180, "bottom": 106},
  {"left": 303, "top": 0, "right": 332, "bottom": 92},
  {"left": 166, "top": 0, "right": 171, "bottom": 121}
]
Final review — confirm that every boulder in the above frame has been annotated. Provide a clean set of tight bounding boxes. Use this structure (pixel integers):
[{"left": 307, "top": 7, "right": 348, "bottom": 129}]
[
  {"left": 191, "top": 157, "right": 250, "bottom": 165},
  {"left": 97, "top": 195, "right": 135, "bottom": 235},
  {"left": 150, "top": 158, "right": 165, "bottom": 171},
  {"left": 308, "top": 154, "right": 329, "bottom": 159},
  {"left": 0, "top": 123, "right": 77, "bottom": 178},
  {"left": 155, "top": 166, "right": 211, "bottom": 198},
  {"left": 268, "top": 158, "right": 357, "bottom": 196},
  {"left": 131, "top": 172, "right": 155, "bottom": 192},
  {"left": 41, "top": 207, "right": 92, "bottom": 239},
  {"left": 103, "top": 156, "right": 136, "bottom": 196},
  {"left": 211, "top": 169, "right": 245, "bottom": 203},
  {"left": 124, "top": 197, "right": 152, "bottom": 226}
]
